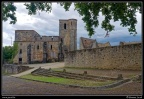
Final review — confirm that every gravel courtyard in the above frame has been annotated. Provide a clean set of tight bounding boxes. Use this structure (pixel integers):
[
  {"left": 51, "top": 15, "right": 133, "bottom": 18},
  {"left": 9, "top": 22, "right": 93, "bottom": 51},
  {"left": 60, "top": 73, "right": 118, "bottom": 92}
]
[
  {"left": 2, "top": 62, "right": 142, "bottom": 95},
  {"left": 2, "top": 75, "right": 142, "bottom": 95}
]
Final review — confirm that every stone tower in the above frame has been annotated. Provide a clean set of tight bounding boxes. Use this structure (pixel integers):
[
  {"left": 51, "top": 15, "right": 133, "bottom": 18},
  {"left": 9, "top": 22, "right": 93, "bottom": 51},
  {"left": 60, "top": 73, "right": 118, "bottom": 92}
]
[{"left": 59, "top": 19, "right": 77, "bottom": 51}]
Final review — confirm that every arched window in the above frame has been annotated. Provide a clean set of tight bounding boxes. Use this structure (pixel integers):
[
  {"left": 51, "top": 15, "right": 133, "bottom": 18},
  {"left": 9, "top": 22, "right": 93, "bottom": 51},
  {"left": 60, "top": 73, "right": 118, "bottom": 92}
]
[{"left": 64, "top": 23, "right": 66, "bottom": 29}]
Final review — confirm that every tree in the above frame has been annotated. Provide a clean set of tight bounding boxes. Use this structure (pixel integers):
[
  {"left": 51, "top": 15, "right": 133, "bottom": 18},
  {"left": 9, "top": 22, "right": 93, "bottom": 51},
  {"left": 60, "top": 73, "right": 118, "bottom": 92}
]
[
  {"left": 2, "top": 2, "right": 17, "bottom": 24},
  {"left": 2, "top": 42, "right": 18, "bottom": 64},
  {"left": 2, "top": 2, "right": 142, "bottom": 37},
  {"left": 3, "top": 46, "right": 13, "bottom": 63}
]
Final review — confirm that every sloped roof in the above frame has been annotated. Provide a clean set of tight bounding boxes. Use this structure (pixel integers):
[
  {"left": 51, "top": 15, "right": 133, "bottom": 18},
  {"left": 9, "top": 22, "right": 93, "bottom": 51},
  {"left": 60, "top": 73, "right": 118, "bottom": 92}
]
[{"left": 80, "top": 37, "right": 97, "bottom": 49}]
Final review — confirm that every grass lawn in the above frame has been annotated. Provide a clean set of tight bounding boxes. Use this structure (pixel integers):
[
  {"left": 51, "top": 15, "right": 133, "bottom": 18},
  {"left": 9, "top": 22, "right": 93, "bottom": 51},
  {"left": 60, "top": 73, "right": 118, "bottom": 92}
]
[{"left": 20, "top": 74, "right": 115, "bottom": 87}]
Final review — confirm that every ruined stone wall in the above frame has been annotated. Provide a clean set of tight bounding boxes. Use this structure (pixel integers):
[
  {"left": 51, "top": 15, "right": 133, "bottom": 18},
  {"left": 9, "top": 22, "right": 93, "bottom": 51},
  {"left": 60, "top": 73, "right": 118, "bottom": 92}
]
[
  {"left": 14, "top": 29, "right": 62, "bottom": 64},
  {"left": 13, "top": 42, "right": 30, "bottom": 64},
  {"left": 2, "top": 64, "right": 31, "bottom": 74},
  {"left": 31, "top": 42, "right": 44, "bottom": 62},
  {"left": 47, "top": 41, "right": 60, "bottom": 60},
  {"left": 13, "top": 41, "right": 44, "bottom": 64},
  {"left": 65, "top": 43, "right": 142, "bottom": 70}
]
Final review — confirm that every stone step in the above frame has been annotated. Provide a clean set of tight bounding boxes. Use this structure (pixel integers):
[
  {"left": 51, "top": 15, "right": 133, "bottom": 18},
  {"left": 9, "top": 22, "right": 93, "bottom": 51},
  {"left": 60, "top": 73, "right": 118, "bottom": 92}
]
[{"left": 31, "top": 68, "right": 109, "bottom": 81}]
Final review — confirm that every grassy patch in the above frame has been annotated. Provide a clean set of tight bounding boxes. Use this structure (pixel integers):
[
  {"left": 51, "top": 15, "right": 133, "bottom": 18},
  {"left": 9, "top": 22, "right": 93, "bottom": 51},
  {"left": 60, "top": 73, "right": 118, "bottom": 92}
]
[
  {"left": 127, "top": 74, "right": 138, "bottom": 79},
  {"left": 21, "top": 74, "right": 69, "bottom": 83},
  {"left": 20, "top": 74, "right": 115, "bottom": 87}
]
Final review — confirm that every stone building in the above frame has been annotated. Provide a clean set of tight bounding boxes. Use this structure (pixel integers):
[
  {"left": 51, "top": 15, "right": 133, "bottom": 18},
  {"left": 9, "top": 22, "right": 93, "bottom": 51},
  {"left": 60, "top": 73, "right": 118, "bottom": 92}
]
[
  {"left": 59, "top": 19, "right": 77, "bottom": 51},
  {"left": 13, "top": 19, "right": 77, "bottom": 64},
  {"left": 80, "top": 37, "right": 111, "bottom": 50}
]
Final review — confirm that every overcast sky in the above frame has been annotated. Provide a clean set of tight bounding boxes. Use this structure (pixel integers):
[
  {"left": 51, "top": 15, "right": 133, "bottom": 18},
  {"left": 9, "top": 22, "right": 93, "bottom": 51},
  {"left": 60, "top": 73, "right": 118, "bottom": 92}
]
[{"left": 2, "top": 2, "right": 142, "bottom": 48}]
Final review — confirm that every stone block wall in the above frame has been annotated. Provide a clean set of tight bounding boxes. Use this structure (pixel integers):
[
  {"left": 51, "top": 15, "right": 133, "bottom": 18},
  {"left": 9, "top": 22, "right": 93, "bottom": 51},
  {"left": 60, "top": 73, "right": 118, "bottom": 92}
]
[
  {"left": 47, "top": 41, "right": 60, "bottom": 59},
  {"left": 2, "top": 64, "right": 31, "bottom": 74},
  {"left": 65, "top": 43, "right": 142, "bottom": 70},
  {"left": 13, "top": 42, "right": 30, "bottom": 64}
]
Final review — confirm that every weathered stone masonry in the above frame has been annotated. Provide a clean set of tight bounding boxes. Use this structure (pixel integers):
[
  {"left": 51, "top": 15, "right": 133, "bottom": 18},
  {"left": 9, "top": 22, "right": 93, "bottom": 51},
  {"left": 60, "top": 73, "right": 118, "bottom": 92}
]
[
  {"left": 13, "top": 19, "right": 77, "bottom": 64},
  {"left": 65, "top": 43, "right": 142, "bottom": 70}
]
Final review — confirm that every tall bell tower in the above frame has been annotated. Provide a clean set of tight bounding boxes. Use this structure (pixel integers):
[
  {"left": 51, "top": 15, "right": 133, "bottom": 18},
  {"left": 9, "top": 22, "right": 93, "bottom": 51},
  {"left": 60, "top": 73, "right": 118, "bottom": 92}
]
[{"left": 59, "top": 19, "right": 77, "bottom": 51}]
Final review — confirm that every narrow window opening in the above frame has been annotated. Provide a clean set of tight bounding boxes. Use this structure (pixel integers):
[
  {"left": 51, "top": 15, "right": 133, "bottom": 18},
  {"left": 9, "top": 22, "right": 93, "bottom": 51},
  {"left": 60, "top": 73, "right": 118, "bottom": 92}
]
[
  {"left": 37, "top": 45, "right": 39, "bottom": 49},
  {"left": 61, "top": 38, "right": 63, "bottom": 43},
  {"left": 64, "top": 23, "right": 66, "bottom": 29},
  {"left": 51, "top": 45, "right": 52, "bottom": 50},
  {"left": 20, "top": 49, "right": 22, "bottom": 54}
]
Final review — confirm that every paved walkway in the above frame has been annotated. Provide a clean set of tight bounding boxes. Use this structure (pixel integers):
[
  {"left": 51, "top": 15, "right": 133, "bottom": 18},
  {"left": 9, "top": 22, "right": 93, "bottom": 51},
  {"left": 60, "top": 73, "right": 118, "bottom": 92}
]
[{"left": 11, "top": 62, "right": 64, "bottom": 77}]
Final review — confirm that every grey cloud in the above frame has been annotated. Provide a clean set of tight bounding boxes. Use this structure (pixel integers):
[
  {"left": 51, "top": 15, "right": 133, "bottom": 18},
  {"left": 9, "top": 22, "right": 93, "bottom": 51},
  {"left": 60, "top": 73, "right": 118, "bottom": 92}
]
[
  {"left": 96, "top": 35, "right": 142, "bottom": 46},
  {"left": 2, "top": 3, "right": 142, "bottom": 47}
]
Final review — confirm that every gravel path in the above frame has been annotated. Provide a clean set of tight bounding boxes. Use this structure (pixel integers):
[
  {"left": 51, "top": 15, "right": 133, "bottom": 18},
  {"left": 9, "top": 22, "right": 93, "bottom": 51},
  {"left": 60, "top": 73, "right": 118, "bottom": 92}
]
[
  {"left": 2, "top": 76, "right": 142, "bottom": 95},
  {"left": 11, "top": 62, "right": 64, "bottom": 77}
]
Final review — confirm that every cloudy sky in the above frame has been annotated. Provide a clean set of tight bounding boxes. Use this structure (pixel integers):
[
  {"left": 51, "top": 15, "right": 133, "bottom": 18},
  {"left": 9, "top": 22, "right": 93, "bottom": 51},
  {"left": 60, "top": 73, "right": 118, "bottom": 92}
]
[{"left": 2, "top": 2, "right": 142, "bottom": 49}]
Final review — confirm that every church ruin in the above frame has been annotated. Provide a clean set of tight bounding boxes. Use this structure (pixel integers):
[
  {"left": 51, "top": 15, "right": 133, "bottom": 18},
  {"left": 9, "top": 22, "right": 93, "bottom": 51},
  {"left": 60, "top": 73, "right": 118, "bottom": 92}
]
[{"left": 13, "top": 19, "right": 77, "bottom": 64}]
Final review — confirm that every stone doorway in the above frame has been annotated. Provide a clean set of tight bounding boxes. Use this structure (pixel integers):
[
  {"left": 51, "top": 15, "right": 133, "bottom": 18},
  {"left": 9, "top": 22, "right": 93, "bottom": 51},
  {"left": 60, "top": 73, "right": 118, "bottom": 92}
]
[{"left": 19, "top": 58, "right": 22, "bottom": 64}]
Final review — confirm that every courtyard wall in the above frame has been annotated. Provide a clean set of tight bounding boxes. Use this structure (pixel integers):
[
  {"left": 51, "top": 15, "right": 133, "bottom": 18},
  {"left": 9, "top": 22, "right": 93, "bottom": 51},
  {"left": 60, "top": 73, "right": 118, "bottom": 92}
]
[{"left": 65, "top": 43, "right": 142, "bottom": 70}]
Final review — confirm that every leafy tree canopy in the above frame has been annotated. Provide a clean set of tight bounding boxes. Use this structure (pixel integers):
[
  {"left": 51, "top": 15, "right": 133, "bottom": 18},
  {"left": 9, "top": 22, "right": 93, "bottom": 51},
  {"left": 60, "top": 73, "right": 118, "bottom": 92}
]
[
  {"left": 2, "top": 42, "right": 18, "bottom": 63},
  {"left": 2, "top": 2, "right": 142, "bottom": 37},
  {"left": 3, "top": 46, "right": 13, "bottom": 60}
]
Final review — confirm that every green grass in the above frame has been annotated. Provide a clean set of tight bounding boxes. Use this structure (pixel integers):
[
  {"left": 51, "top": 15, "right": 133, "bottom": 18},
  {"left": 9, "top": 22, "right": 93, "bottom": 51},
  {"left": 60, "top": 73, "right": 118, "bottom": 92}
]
[
  {"left": 20, "top": 74, "right": 115, "bottom": 87},
  {"left": 127, "top": 74, "right": 138, "bottom": 78},
  {"left": 21, "top": 74, "right": 69, "bottom": 83}
]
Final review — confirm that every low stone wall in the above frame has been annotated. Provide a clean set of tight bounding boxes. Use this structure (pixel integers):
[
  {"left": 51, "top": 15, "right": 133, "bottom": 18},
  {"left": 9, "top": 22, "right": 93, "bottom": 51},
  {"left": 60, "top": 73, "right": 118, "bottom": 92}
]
[
  {"left": 65, "top": 43, "right": 142, "bottom": 70},
  {"left": 2, "top": 64, "right": 31, "bottom": 74}
]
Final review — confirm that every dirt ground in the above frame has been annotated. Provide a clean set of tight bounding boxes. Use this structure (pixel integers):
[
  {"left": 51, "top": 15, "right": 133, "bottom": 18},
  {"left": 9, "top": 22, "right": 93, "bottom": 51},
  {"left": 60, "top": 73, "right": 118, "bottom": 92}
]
[{"left": 2, "top": 63, "right": 142, "bottom": 95}]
